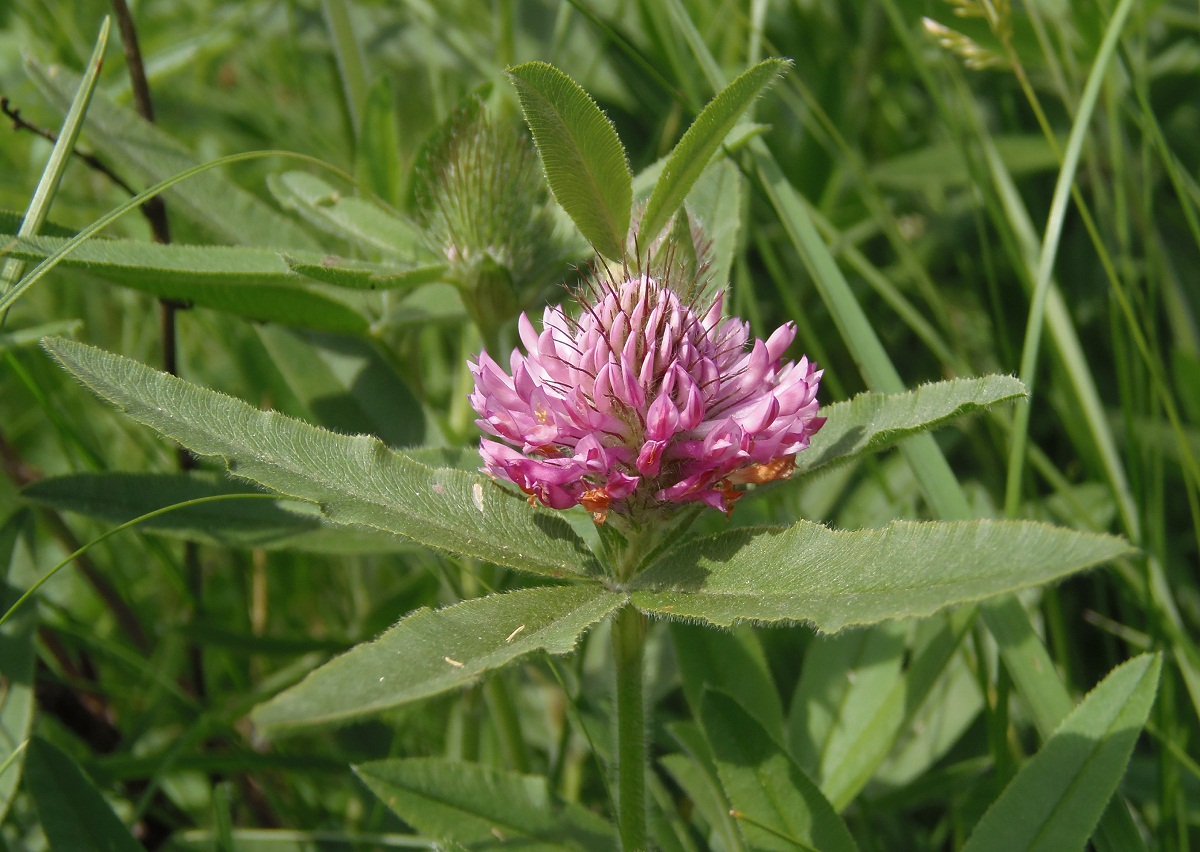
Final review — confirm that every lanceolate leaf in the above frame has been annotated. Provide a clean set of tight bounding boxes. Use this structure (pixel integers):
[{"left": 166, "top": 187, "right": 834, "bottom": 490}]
[
  {"left": 23, "top": 737, "right": 142, "bottom": 852},
  {"left": 701, "top": 691, "right": 858, "bottom": 852},
  {"left": 685, "top": 158, "right": 743, "bottom": 295},
  {"left": 2, "top": 235, "right": 369, "bottom": 333},
  {"left": 2, "top": 234, "right": 435, "bottom": 291},
  {"left": 21, "top": 472, "right": 411, "bottom": 553},
  {"left": 357, "top": 77, "right": 404, "bottom": 208},
  {"left": 637, "top": 59, "right": 787, "bottom": 247},
  {"left": 795, "top": 376, "right": 1027, "bottom": 480},
  {"left": 808, "top": 611, "right": 975, "bottom": 811},
  {"left": 43, "top": 338, "right": 601, "bottom": 578},
  {"left": 251, "top": 585, "right": 625, "bottom": 736},
  {"left": 631, "top": 519, "right": 1132, "bottom": 631},
  {"left": 255, "top": 326, "right": 426, "bottom": 448},
  {"left": 268, "top": 171, "right": 424, "bottom": 256},
  {"left": 507, "top": 62, "right": 631, "bottom": 261},
  {"left": 672, "top": 622, "right": 785, "bottom": 741},
  {"left": 282, "top": 256, "right": 445, "bottom": 290},
  {"left": 962, "top": 653, "right": 1162, "bottom": 852},
  {"left": 788, "top": 622, "right": 907, "bottom": 797},
  {"left": 356, "top": 757, "right": 616, "bottom": 850},
  {"left": 26, "top": 58, "right": 319, "bottom": 251}
]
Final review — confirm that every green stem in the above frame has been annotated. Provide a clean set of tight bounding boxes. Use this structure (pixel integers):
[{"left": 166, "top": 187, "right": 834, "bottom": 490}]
[
  {"left": 485, "top": 675, "right": 529, "bottom": 773},
  {"left": 612, "top": 604, "right": 647, "bottom": 850}
]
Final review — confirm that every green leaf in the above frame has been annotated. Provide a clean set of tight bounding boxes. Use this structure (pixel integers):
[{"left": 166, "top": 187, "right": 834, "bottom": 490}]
[
  {"left": 42, "top": 338, "right": 602, "bottom": 579},
  {"left": 795, "top": 376, "right": 1027, "bottom": 480},
  {"left": 631, "top": 519, "right": 1132, "bottom": 631},
  {"left": 810, "top": 610, "right": 975, "bottom": 810},
  {"left": 255, "top": 326, "right": 426, "bottom": 447},
  {"left": 251, "top": 585, "right": 624, "bottom": 736},
  {"left": 507, "top": 62, "right": 631, "bottom": 261},
  {"left": 0, "top": 209, "right": 75, "bottom": 239},
  {"left": 788, "top": 622, "right": 907, "bottom": 794},
  {"left": 268, "top": 171, "right": 422, "bottom": 256},
  {"left": 357, "top": 79, "right": 403, "bottom": 205},
  {"left": 0, "top": 513, "right": 37, "bottom": 823},
  {"left": 282, "top": 255, "right": 445, "bottom": 290},
  {"left": 701, "top": 691, "right": 858, "bottom": 852},
  {"left": 23, "top": 736, "right": 142, "bottom": 852},
  {"left": 356, "top": 757, "right": 616, "bottom": 850},
  {"left": 25, "top": 58, "right": 319, "bottom": 251},
  {"left": 685, "top": 159, "right": 743, "bottom": 295},
  {"left": 871, "top": 134, "right": 1061, "bottom": 190},
  {"left": 2, "top": 235, "right": 369, "bottom": 333},
  {"left": 962, "top": 653, "right": 1162, "bottom": 852},
  {"left": 20, "top": 472, "right": 409, "bottom": 553},
  {"left": 388, "top": 282, "right": 468, "bottom": 326},
  {"left": 672, "top": 622, "right": 784, "bottom": 741},
  {"left": 637, "top": 59, "right": 787, "bottom": 247},
  {"left": 873, "top": 639, "right": 983, "bottom": 789},
  {"left": 664, "top": 722, "right": 748, "bottom": 852},
  {"left": 0, "top": 320, "right": 82, "bottom": 354}
]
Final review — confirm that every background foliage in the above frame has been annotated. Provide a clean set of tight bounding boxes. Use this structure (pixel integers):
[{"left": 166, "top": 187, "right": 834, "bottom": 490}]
[{"left": 2, "top": 0, "right": 1198, "bottom": 848}]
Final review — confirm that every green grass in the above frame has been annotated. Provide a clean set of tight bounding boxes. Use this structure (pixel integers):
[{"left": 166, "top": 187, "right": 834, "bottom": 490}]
[{"left": 2, "top": 0, "right": 1198, "bottom": 848}]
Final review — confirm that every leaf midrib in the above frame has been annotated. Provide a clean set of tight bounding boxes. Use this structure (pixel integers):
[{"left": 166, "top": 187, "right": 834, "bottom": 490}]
[{"left": 57, "top": 342, "right": 596, "bottom": 576}]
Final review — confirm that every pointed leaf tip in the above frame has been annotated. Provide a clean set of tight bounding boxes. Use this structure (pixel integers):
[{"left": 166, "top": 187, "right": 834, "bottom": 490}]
[
  {"left": 632, "top": 518, "right": 1132, "bottom": 631},
  {"left": 639, "top": 58, "right": 790, "bottom": 247}
]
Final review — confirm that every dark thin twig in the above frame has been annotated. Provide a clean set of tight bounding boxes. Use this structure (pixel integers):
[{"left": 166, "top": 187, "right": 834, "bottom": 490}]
[
  {"left": 109, "top": 0, "right": 170, "bottom": 246},
  {"left": 0, "top": 427, "right": 150, "bottom": 653},
  {"left": 107, "top": 0, "right": 208, "bottom": 707},
  {"left": 1, "top": 96, "right": 139, "bottom": 198}
]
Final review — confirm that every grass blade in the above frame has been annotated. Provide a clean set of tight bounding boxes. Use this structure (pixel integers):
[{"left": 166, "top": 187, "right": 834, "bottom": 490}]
[
  {"left": 1, "top": 17, "right": 109, "bottom": 309},
  {"left": 963, "top": 653, "right": 1161, "bottom": 852}
]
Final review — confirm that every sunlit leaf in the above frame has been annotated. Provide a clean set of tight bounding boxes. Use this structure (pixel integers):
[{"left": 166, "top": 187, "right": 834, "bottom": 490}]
[
  {"left": 252, "top": 585, "right": 624, "bottom": 736},
  {"left": 282, "top": 255, "right": 445, "bottom": 290},
  {"left": 507, "top": 62, "right": 631, "bottom": 261},
  {"left": 632, "top": 519, "right": 1132, "bottom": 631},
  {"left": 701, "top": 691, "right": 858, "bottom": 852},
  {"left": 637, "top": 59, "right": 787, "bottom": 247},
  {"left": 795, "top": 376, "right": 1027, "bottom": 480},
  {"left": 267, "top": 171, "right": 423, "bottom": 256},
  {"left": 963, "top": 653, "right": 1162, "bottom": 852},
  {"left": 43, "top": 338, "right": 601, "bottom": 578}
]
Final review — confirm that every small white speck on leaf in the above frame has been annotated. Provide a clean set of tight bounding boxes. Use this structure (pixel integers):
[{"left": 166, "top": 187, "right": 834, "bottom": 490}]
[
  {"left": 444, "top": 656, "right": 464, "bottom": 667},
  {"left": 506, "top": 625, "right": 525, "bottom": 642},
  {"left": 472, "top": 482, "right": 485, "bottom": 513}
]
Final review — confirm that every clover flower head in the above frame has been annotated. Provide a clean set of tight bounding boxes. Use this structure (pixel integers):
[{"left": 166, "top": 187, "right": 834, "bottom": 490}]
[{"left": 469, "top": 270, "right": 824, "bottom": 524}]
